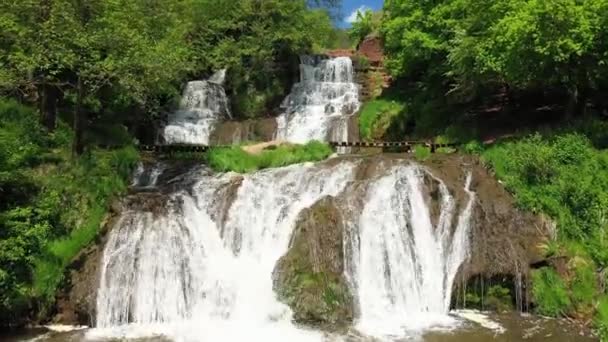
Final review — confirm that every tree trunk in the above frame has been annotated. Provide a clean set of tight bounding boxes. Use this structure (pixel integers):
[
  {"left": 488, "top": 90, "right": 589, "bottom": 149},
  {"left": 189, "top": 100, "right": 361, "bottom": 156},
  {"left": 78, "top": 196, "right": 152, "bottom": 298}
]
[
  {"left": 38, "top": 83, "right": 47, "bottom": 126},
  {"left": 565, "top": 85, "right": 579, "bottom": 121},
  {"left": 40, "top": 83, "right": 58, "bottom": 131},
  {"left": 72, "top": 77, "right": 85, "bottom": 156}
]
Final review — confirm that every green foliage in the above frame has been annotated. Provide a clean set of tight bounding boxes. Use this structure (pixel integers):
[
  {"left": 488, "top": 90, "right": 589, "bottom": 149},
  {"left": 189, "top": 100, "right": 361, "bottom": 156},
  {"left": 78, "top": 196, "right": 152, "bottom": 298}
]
[
  {"left": 414, "top": 146, "right": 431, "bottom": 161},
  {"left": 531, "top": 267, "right": 571, "bottom": 317},
  {"left": 206, "top": 141, "right": 333, "bottom": 173},
  {"left": 349, "top": 9, "right": 382, "bottom": 45},
  {"left": 571, "top": 262, "right": 598, "bottom": 312},
  {"left": 463, "top": 140, "right": 484, "bottom": 155},
  {"left": 481, "top": 129, "right": 608, "bottom": 325},
  {"left": 381, "top": 0, "right": 608, "bottom": 104},
  {"left": 0, "top": 99, "right": 138, "bottom": 325},
  {"left": 596, "top": 296, "right": 608, "bottom": 340},
  {"left": 482, "top": 133, "right": 608, "bottom": 262},
  {"left": 485, "top": 285, "right": 514, "bottom": 313},
  {"left": 326, "top": 28, "right": 354, "bottom": 50},
  {"left": 359, "top": 98, "right": 406, "bottom": 141},
  {"left": 0, "top": 0, "right": 335, "bottom": 151},
  {"left": 189, "top": 0, "right": 334, "bottom": 118}
]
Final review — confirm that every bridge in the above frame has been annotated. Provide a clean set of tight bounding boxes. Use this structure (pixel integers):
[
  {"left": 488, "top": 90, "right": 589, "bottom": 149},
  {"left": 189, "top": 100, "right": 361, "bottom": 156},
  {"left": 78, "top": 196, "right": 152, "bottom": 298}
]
[{"left": 137, "top": 141, "right": 459, "bottom": 153}]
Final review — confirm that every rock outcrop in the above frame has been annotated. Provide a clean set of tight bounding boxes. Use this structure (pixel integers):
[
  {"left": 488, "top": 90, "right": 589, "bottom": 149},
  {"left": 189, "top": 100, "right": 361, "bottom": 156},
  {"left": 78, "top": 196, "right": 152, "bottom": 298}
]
[
  {"left": 209, "top": 118, "right": 277, "bottom": 145},
  {"left": 273, "top": 197, "right": 354, "bottom": 328}
]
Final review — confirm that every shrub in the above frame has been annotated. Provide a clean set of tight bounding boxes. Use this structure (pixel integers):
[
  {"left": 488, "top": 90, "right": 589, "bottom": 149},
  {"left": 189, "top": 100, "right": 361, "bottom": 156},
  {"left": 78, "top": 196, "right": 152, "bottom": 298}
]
[
  {"left": 463, "top": 140, "right": 484, "bottom": 155},
  {"left": 414, "top": 146, "right": 431, "bottom": 161}
]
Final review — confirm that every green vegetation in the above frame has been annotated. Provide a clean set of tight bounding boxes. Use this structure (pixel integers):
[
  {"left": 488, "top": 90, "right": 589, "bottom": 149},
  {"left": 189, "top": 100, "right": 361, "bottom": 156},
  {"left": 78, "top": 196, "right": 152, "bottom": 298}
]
[
  {"left": 382, "top": 0, "right": 608, "bottom": 112},
  {"left": 531, "top": 267, "right": 572, "bottom": 317},
  {"left": 359, "top": 98, "right": 405, "bottom": 141},
  {"left": 0, "top": 0, "right": 337, "bottom": 153},
  {"left": 414, "top": 146, "right": 431, "bottom": 161},
  {"left": 206, "top": 141, "right": 333, "bottom": 173},
  {"left": 0, "top": 99, "right": 138, "bottom": 325},
  {"left": 460, "top": 282, "right": 514, "bottom": 313},
  {"left": 349, "top": 8, "right": 382, "bottom": 46},
  {"left": 477, "top": 129, "right": 608, "bottom": 333},
  {"left": 596, "top": 296, "right": 608, "bottom": 338}
]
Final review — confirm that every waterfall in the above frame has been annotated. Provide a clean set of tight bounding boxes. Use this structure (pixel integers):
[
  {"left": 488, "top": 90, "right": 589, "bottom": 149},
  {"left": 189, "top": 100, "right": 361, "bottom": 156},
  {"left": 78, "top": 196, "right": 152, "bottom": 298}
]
[
  {"left": 343, "top": 166, "right": 476, "bottom": 338},
  {"left": 276, "top": 56, "right": 360, "bottom": 143},
  {"left": 92, "top": 159, "right": 476, "bottom": 341},
  {"left": 92, "top": 162, "right": 356, "bottom": 341},
  {"left": 162, "top": 70, "right": 231, "bottom": 145}
]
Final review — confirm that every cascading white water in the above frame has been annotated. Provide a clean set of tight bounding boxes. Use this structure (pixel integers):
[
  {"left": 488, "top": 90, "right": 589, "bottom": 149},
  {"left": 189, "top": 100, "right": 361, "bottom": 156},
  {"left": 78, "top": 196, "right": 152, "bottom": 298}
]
[
  {"left": 91, "top": 162, "right": 356, "bottom": 341},
  {"left": 162, "top": 70, "right": 231, "bottom": 145},
  {"left": 276, "top": 56, "right": 360, "bottom": 143},
  {"left": 343, "top": 165, "right": 475, "bottom": 338},
  {"left": 131, "top": 162, "right": 166, "bottom": 188}
]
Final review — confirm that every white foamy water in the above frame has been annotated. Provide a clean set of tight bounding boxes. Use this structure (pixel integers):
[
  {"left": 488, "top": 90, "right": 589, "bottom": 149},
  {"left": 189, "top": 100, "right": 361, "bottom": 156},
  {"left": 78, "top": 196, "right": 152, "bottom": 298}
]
[
  {"left": 91, "top": 162, "right": 357, "bottom": 341},
  {"left": 276, "top": 56, "right": 360, "bottom": 143},
  {"left": 162, "top": 70, "right": 231, "bottom": 145},
  {"left": 344, "top": 166, "right": 475, "bottom": 339}
]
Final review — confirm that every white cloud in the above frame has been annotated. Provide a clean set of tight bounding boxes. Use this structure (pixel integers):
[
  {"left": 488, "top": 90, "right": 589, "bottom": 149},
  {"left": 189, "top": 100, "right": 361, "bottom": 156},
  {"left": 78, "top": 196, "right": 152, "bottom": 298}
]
[{"left": 345, "top": 5, "right": 370, "bottom": 24}]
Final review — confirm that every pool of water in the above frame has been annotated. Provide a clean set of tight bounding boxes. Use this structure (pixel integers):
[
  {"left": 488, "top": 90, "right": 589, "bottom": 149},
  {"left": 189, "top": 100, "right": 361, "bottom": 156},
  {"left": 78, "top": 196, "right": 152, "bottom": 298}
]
[{"left": 1, "top": 312, "right": 597, "bottom": 342}]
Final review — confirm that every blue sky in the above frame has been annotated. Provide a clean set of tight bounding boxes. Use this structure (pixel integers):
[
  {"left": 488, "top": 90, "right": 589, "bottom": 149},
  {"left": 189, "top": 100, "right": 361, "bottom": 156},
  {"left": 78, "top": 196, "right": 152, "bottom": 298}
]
[{"left": 338, "top": 0, "right": 383, "bottom": 28}]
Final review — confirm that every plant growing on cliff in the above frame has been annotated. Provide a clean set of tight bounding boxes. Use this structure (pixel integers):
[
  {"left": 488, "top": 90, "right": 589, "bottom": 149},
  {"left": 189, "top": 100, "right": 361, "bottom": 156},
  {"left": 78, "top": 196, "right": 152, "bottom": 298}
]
[{"left": 532, "top": 267, "right": 571, "bottom": 317}]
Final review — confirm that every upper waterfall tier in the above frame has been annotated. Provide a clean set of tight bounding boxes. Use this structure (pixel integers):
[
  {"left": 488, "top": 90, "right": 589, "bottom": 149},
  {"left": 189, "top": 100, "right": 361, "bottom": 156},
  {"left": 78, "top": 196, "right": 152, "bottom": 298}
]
[
  {"left": 162, "top": 70, "right": 231, "bottom": 145},
  {"left": 276, "top": 56, "right": 360, "bottom": 143}
]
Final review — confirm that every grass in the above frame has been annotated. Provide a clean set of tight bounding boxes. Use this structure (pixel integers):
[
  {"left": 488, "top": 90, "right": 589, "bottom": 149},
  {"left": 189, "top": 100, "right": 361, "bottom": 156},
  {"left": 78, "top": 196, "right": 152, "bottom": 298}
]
[
  {"left": 358, "top": 98, "right": 405, "bottom": 141},
  {"left": 596, "top": 296, "right": 608, "bottom": 338},
  {"left": 206, "top": 141, "right": 333, "bottom": 173},
  {"left": 531, "top": 267, "right": 572, "bottom": 317}
]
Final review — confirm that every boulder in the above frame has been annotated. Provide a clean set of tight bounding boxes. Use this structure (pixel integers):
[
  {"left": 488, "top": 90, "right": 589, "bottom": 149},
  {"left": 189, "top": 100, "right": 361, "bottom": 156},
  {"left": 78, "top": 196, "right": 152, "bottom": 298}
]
[{"left": 273, "top": 197, "right": 354, "bottom": 328}]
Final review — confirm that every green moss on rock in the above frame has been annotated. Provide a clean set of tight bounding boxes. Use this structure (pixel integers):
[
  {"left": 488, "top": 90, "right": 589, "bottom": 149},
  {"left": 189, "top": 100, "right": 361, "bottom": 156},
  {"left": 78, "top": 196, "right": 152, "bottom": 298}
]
[{"left": 273, "top": 197, "right": 353, "bottom": 328}]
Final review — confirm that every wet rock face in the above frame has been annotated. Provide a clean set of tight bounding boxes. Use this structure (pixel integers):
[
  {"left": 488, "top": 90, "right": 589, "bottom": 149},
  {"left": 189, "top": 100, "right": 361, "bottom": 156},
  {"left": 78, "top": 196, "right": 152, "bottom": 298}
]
[
  {"left": 421, "top": 156, "right": 554, "bottom": 310},
  {"left": 273, "top": 197, "right": 354, "bottom": 327},
  {"left": 209, "top": 118, "right": 277, "bottom": 145}
]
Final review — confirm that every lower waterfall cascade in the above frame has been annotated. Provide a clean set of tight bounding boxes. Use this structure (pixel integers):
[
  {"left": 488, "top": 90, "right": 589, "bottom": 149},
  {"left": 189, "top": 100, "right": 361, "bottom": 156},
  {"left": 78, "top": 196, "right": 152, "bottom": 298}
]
[
  {"left": 91, "top": 159, "right": 477, "bottom": 341},
  {"left": 344, "top": 166, "right": 475, "bottom": 337}
]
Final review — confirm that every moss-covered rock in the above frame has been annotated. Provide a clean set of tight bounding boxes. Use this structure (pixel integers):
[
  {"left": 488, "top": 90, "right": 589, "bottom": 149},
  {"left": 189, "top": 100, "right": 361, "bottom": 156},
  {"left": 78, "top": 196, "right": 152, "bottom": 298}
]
[{"left": 273, "top": 197, "right": 353, "bottom": 328}]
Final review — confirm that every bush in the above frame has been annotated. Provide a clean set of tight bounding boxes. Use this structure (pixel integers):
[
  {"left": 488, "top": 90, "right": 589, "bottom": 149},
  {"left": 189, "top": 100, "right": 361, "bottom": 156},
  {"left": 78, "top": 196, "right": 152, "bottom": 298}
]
[
  {"left": 463, "top": 140, "right": 484, "bottom": 154},
  {"left": 531, "top": 267, "right": 571, "bottom": 316},
  {"left": 206, "top": 141, "right": 333, "bottom": 173},
  {"left": 414, "top": 145, "right": 431, "bottom": 161}
]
